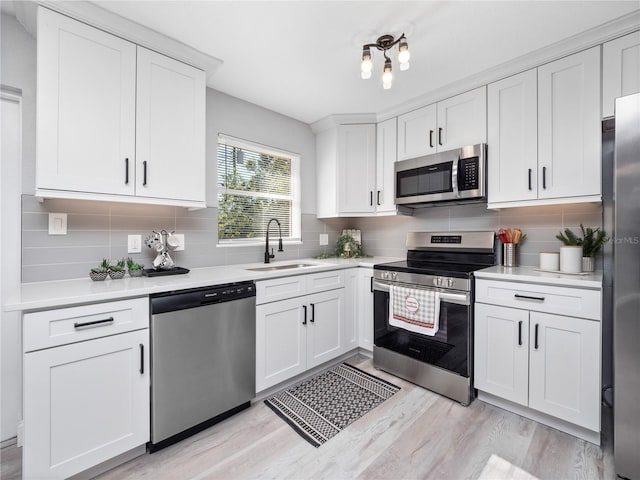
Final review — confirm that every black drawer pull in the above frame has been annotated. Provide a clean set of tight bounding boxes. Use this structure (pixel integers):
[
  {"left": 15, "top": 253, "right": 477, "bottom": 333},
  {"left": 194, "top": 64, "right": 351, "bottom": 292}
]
[
  {"left": 534, "top": 324, "right": 539, "bottom": 350},
  {"left": 125, "top": 158, "right": 129, "bottom": 184},
  {"left": 139, "top": 344, "right": 144, "bottom": 374},
  {"left": 74, "top": 317, "right": 114, "bottom": 329},
  {"left": 514, "top": 294, "right": 545, "bottom": 302},
  {"left": 302, "top": 305, "right": 307, "bottom": 325},
  {"left": 370, "top": 191, "right": 373, "bottom": 206},
  {"left": 528, "top": 168, "right": 532, "bottom": 191},
  {"left": 518, "top": 321, "right": 523, "bottom": 346},
  {"left": 310, "top": 303, "right": 315, "bottom": 323},
  {"left": 143, "top": 161, "right": 148, "bottom": 186},
  {"left": 542, "top": 166, "right": 547, "bottom": 189}
]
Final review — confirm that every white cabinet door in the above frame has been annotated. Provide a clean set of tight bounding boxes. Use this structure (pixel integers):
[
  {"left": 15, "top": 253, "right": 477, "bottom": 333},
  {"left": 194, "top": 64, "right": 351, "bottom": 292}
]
[
  {"left": 538, "top": 47, "right": 601, "bottom": 199},
  {"left": 358, "top": 268, "right": 374, "bottom": 351},
  {"left": 307, "top": 289, "right": 345, "bottom": 368},
  {"left": 437, "top": 86, "right": 487, "bottom": 151},
  {"left": 474, "top": 303, "right": 529, "bottom": 406},
  {"left": 256, "top": 298, "right": 307, "bottom": 392},
  {"left": 23, "top": 330, "right": 149, "bottom": 480},
  {"left": 487, "top": 70, "right": 538, "bottom": 204},
  {"left": 376, "top": 118, "right": 398, "bottom": 213},
  {"left": 529, "top": 312, "right": 601, "bottom": 431},
  {"left": 397, "top": 104, "right": 437, "bottom": 160},
  {"left": 136, "top": 47, "right": 206, "bottom": 203},
  {"left": 337, "top": 124, "right": 376, "bottom": 214},
  {"left": 603, "top": 31, "right": 640, "bottom": 118},
  {"left": 36, "top": 7, "right": 136, "bottom": 196}
]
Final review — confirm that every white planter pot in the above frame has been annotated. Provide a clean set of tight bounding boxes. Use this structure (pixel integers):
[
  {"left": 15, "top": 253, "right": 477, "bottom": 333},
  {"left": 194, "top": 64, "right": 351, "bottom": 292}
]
[{"left": 560, "top": 246, "right": 583, "bottom": 273}]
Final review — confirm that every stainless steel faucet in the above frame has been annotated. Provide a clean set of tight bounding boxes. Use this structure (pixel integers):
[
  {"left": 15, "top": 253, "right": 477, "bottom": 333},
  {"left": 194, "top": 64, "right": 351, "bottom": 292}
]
[{"left": 265, "top": 218, "right": 284, "bottom": 263}]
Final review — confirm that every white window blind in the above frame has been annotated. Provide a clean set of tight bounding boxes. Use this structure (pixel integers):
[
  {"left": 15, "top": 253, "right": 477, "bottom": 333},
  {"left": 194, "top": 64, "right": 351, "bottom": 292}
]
[{"left": 217, "top": 135, "right": 301, "bottom": 244}]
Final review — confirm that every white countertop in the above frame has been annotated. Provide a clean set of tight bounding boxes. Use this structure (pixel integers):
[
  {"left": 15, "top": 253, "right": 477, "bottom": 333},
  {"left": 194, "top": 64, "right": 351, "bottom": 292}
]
[
  {"left": 4, "top": 257, "right": 401, "bottom": 312},
  {"left": 474, "top": 265, "right": 603, "bottom": 289}
]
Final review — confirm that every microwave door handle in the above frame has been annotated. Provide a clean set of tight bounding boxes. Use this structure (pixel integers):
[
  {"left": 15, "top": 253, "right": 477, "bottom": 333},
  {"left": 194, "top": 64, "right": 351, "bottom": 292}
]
[{"left": 452, "top": 157, "right": 460, "bottom": 198}]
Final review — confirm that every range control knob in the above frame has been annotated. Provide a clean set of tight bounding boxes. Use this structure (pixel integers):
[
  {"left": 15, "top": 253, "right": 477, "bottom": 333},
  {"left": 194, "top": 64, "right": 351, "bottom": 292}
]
[
  {"left": 382, "top": 271, "right": 390, "bottom": 280},
  {"left": 391, "top": 272, "right": 398, "bottom": 281},
  {"left": 447, "top": 278, "right": 454, "bottom": 288},
  {"left": 433, "top": 277, "right": 443, "bottom": 287}
]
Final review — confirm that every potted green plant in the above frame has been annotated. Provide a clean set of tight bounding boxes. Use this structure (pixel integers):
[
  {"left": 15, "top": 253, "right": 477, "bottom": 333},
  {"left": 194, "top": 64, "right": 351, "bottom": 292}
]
[
  {"left": 335, "top": 233, "right": 364, "bottom": 258},
  {"left": 89, "top": 258, "right": 109, "bottom": 281},
  {"left": 556, "top": 224, "right": 609, "bottom": 272},
  {"left": 126, "top": 257, "right": 145, "bottom": 277},
  {"left": 108, "top": 258, "right": 126, "bottom": 279}
]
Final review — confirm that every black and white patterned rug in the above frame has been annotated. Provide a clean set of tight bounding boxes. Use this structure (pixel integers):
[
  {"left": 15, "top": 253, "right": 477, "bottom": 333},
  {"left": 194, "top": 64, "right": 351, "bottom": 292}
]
[{"left": 264, "top": 363, "right": 400, "bottom": 447}]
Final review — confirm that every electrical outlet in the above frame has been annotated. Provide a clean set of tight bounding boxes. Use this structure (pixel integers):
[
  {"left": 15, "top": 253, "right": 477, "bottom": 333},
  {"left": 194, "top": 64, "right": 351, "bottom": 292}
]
[
  {"left": 173, "top": 233, "right": 185, "bottom": 251},
  {"left": 128, "top": 235, "right": 142, "bottom": 254},
  {"left": 48, "top": 213, "right": 67, "bottom": 235},
  {"left": 319, "top": 233, "right": 329, "bottom": 246}
]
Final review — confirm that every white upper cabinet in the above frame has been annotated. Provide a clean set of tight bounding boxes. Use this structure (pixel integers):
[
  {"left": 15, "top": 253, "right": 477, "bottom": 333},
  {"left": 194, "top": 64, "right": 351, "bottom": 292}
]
[
  {"left": 375, "top": 117, "right": 398, "bottom": 214},
  {"left": 603, "top": 31, "right": 640, "bottom": 118},
  {"left": 36, "top": 7, "right": 137, "bottom": 196},
  {"left": 488, "top": 47, "right": 602, "bottom": 208},
  {"left": 538, "top": 47, "right": 601, "bottom": 200},
  {"left": 397, "top": 86, "right": 486, "bottom": 161},
  {"left": 36, "top": 7, "right": 206, "bottom": 208},
  {"left": 337, "top": 124, "right": 376, "bottom": 214},
  {"left": 135, "top": 47, "right": 206, "bottom": 203},
  {"left": 487, "top": 69, "right": 538, "bottom": 204}
]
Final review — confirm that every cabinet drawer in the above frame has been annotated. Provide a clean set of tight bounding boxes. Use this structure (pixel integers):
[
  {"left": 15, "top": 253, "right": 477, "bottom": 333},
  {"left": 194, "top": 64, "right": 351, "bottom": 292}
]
[
  {"left": 24, "top": 298, "right": 149, "bottom": 352},
  {"left": 256, "top": 276, "right": 307, "bottom": 305},
  {"left": 475, "top": 279, "right": 601, "bottom": 321},
  {"left": 306, "top": 270, "right": 345, "bottom": 295}
]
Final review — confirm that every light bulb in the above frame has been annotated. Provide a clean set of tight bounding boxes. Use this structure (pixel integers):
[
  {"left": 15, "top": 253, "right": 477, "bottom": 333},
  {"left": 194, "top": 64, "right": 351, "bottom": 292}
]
[
  {"left": 383, "top": 80, "right": 392, "bottom": 90},
  {"left": 400, "top": 61, "right": 410, "bottom": 71},
  {"left": 361, "top": 46, "right": 373, "bottom": 78},
  {"left": 398, "top": 38, "right": 410, "bottom": 64},
  {"left": 382, "top": 59, "right": 393, "bottom": 86},
  {"left": 361, "top": 70, "right": 372, "bottom": 80}
]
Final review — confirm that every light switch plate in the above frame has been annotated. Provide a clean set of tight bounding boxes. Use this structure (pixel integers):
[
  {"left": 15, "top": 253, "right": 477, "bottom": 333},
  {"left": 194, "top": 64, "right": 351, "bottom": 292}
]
[
  {"left": 48, "top": 213, "right": 67, "bottom": 235},
  {"left": 173, "top": 233, "right": 185, "bottom": 251},
  {"left": 127, "top": 235, "right": 142, "bottom": 254},
  {"left": 319, "top": 234, "right": 329, "bottom": 246}
]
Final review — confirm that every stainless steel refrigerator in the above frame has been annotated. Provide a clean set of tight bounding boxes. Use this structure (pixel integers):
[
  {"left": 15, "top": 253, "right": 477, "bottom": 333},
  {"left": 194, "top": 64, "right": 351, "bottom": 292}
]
[{"left": 613, "top": 92, "right": 640, "bottom": 480}]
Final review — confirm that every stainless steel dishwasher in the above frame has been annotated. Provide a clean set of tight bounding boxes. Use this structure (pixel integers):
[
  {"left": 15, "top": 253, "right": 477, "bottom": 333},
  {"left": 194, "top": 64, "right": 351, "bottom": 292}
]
[{"left": 149, "top": 281, "right": 256, "bottom": 452}]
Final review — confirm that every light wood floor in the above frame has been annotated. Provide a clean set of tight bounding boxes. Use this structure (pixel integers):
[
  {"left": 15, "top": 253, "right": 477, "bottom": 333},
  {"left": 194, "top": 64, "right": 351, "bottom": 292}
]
[{"left": 1, "top": 355, "right": 616, "bottom": 480}]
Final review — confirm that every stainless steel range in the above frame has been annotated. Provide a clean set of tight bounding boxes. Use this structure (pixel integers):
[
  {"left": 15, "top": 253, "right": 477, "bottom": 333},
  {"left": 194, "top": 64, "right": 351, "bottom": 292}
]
[{"left": 373, "top": 231, "right": 496, "bottom": 405}]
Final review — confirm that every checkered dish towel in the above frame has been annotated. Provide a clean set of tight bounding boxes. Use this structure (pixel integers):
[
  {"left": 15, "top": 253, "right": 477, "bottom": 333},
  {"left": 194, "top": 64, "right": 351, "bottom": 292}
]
[{"left": 389, "top": 285, "right": 440, "bottom": 336}]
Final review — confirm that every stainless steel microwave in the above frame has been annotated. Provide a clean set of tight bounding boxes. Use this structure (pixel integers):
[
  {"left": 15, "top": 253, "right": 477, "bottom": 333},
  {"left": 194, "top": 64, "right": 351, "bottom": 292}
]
[{"left": 394, "top": 143, "right": 486, "bottom": 207}]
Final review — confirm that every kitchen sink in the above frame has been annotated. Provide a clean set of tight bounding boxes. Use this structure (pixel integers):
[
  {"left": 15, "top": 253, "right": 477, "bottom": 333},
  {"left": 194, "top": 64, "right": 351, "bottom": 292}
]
[{"left": 246, "top": 263, "right": 321, "bottom": 272}]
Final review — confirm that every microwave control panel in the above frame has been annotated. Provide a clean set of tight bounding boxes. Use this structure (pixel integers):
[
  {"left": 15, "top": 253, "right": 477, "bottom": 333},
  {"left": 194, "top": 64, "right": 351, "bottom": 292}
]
[{"left": 458, "top": 157, "right": 479, "bottom": 191}]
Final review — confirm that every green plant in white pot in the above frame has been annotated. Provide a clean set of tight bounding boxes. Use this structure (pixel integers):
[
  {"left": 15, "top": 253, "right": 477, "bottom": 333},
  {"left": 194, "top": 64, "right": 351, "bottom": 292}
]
[
  {"left": 126, "top": 257, "right": 144, "bottom": 277},
  {"left": 108, "top": 258, "right": 126, "bottom": 279},
  {"left": 556, "top": 224, "right": 609, "bottom": 272},
  {"left": 89, "top": 258, "right": 109, "bottom": 281}
]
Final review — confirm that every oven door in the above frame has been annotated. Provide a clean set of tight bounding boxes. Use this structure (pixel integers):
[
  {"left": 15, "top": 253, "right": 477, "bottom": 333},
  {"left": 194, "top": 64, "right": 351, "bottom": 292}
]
[{"left": 373, "top": 280, "right": 471, "bottom": 377}]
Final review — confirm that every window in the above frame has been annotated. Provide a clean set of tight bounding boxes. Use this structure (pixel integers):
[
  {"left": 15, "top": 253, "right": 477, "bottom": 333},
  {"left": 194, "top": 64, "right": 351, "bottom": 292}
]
[{"left": 217, "top": 135, "right": 301, "bottom": 244}]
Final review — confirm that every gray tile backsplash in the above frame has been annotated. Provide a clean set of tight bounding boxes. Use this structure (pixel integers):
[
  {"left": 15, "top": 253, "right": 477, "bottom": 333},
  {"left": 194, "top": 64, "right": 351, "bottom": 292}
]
[
  {"left": 350, "top": 202, "right": 604, "bottom": 268},
  {"left": 21, "top": 195, "right": 345, "bottom": 283}
]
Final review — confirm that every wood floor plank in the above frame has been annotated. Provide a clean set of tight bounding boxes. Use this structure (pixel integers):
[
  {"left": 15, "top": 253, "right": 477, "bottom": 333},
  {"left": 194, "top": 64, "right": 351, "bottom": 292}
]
[{"left": 1, "top": 356, "right": 615, "bottom": 480}]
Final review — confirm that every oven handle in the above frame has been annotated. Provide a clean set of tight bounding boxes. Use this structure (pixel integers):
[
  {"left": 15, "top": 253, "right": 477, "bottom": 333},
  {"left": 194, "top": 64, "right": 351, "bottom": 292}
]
[{"left": 373, "top": 280, "right": 470, "bottom": 306}]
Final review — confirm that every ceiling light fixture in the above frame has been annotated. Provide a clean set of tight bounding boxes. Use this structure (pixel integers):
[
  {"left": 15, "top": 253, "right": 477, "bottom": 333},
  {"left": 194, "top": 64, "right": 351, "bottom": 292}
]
[{"left": 360, "top": 33, "right": 410, "bottom": 89}]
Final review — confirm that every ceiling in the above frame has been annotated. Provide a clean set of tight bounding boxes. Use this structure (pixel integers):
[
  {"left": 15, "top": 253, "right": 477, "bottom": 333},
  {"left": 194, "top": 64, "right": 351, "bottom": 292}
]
[{"left": 6, "top": 1, "right": 640, "bottom": 124}]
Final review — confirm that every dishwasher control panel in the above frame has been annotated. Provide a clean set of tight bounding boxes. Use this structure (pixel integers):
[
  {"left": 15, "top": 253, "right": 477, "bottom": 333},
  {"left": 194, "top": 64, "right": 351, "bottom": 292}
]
[{"left": 150, "top": 281, "right": 256, "bottom": 314}]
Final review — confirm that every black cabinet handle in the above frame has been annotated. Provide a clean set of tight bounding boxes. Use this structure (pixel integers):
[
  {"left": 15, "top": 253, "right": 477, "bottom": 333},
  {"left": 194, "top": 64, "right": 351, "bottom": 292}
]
[
  {"left": 125, "top": 158, "right": 129, "bottom": 184},
  {"left": 370, "top": 276, "right": 373, "bottom": 293},
  {"left": 369, "top": 191, "right": 373, "bottom": 206},
  {"left": 542, "top": 166, "right": 547, "bottom": 189},
  {"left": 143, "top": 161, "right": 148, "bottom": 186},
  {"left": 518, "top": 321, "right": 523, "bottom": 346},
  {"left": 528, "top": 168, "right": 532, "bottom": 191},
  {"left": 438, "top": 127, "right": 443, "bottom": 146},
  {"left": 377, "top": 191, "right": 381, "bottom": 206},
  {"left": 534, "top": 324, "right": 539, "bottom": 350},
  {"left": 310, "top": 303, "right": 315, "bottom": 323},
  {"left": 74, "top": 317, "right": 114, "bottom": 329},
  {"left": 139, "top": 344, "right": 144, "bottom": 374},
  {"left": 302, "top": 305, "right": 307, "bottom": 325},
  {"left": 514, "top": 294, "right": 545, "bottom": 302},
  {"left": 429, "top": 130, "right": 434, "bottom": 148}
]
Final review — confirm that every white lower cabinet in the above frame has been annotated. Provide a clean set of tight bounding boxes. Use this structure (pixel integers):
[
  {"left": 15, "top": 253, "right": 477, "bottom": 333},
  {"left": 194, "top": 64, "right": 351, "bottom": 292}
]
[
  {"left": 474, "top": 279, "right": 601, "bottom": 443},
  {"left": 255, "top": 271, "right": 352, "bottom": 392},
  {"left": 23, "top": 298, "right": 149, "bottom": 479},
  {"left": 357, "top": 268, "right": 374, "bottom": 351}
]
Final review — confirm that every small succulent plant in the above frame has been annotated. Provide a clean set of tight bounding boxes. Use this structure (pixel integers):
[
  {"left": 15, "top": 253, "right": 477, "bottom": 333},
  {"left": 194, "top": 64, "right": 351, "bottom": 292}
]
[
  {"left": 91, "top": 258, "right": 110, "bottom": 274},
  {"left": 109, "top": 258, "right": 126, "bottom": 272},
  {"left": 126, "top": 257, "right": 144, "bottom": 271}
]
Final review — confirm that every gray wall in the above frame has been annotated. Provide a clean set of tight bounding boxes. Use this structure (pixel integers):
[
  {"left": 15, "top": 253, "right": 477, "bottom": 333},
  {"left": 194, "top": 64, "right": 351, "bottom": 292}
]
[{"left": 0, "top": 13, "right": 345, "bottom": 283}]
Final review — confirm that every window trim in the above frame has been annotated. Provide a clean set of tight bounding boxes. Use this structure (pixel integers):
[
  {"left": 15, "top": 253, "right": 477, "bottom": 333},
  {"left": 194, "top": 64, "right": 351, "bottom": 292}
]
[{"left": 217, "top": 134, "right": 301, "bottom": 246}]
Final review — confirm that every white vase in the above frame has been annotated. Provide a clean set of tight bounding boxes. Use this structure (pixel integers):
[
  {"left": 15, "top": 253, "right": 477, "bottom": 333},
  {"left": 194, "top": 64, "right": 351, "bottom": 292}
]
[{"left": 560, "top": 246, "right": 583, "bottom": 273}]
